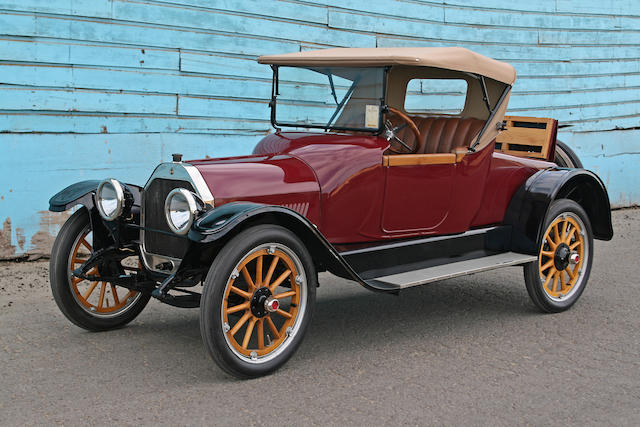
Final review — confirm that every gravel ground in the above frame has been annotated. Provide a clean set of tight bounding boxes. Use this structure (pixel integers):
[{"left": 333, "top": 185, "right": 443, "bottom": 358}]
[{"left": 1, "top": 209, "right": 639, "bottom": 426}]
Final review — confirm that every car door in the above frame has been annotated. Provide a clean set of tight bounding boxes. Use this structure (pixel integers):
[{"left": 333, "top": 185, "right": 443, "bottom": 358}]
[{"left": 381, "top": 153, "right": 456, "bottom": 233}]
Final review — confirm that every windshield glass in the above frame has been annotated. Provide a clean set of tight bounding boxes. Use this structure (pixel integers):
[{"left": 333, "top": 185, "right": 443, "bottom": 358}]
[{"left": 272, "top": 66, "right": 386, "bottom": 132}]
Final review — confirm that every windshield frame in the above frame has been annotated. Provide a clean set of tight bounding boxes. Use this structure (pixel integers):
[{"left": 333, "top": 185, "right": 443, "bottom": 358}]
[{"left": 269, "top": 65, "right": 389, "bottom": 133}]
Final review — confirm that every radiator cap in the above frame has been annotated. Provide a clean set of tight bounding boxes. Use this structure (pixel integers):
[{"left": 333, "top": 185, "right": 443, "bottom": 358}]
[{"left": 172, "top": 153, "right": 183, "bottom": 162}]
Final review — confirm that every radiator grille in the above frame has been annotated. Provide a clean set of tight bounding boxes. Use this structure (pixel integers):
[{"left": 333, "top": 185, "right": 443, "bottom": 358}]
[{"left": 143, "top": 178, "right": 195, "bottom": 259}]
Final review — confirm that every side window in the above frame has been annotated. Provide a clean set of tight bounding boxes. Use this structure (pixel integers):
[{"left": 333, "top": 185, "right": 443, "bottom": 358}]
[{"left": 404, "top": 79, "right": 468, "bottom": 114}]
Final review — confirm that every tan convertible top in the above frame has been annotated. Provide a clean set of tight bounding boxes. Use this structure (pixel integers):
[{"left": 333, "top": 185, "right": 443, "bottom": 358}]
[{"left": 258, "top": 47, "right": 516, "bottom": 85}]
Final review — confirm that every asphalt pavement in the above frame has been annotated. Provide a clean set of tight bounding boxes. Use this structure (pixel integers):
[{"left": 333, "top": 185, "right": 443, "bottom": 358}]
[{"left": 1, "top": 209, "right": 639, "bottom": 426}]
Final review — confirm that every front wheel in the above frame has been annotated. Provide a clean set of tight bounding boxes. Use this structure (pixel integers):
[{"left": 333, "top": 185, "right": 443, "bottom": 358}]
[
  {"left": 49, "top": 208, "right": 150, "bottom": 331},
  {"left": 524, "top": 199, "right": 593, "bottom": 312},
  {"left": 200, "top": 225, "right": 316, "bottom": 378}
]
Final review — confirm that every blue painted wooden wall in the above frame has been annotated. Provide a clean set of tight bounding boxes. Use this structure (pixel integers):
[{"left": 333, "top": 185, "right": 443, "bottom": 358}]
[{"left": 0, "top": 0, "right": 638, "bottom": 255}]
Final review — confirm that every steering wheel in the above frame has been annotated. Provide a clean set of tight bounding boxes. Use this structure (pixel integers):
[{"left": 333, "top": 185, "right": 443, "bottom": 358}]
[{"left": 385, "top": 106, "right": 422, "bottom": 154}]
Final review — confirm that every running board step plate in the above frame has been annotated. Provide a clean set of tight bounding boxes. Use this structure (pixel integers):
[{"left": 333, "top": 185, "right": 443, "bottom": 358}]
[{"left": 367, "top": 252, "right": 537, "bottom": 290}]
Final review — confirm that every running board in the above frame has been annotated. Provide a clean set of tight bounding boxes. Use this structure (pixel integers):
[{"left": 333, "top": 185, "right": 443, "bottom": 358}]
[{"left": 366, "top": 252, "right": 536, "bottom": 290}]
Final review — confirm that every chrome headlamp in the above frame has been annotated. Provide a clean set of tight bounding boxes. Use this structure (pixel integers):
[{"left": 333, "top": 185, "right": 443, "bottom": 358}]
[
  {"left": 96, "top": 179, "right": 128, "bottom": 221},
  {"left": 164, "top": 188, "right": 203, "bottom": 235}
]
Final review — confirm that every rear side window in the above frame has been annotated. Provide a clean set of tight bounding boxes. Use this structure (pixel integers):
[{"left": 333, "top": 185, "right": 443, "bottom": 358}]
[{"left": 404, "top": 79, "right": 468, "bottom": 114}]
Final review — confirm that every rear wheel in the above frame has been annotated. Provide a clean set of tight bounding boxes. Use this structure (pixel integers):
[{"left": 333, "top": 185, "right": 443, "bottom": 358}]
[
  {"left": 524, "top": 199, "right": 593, "bottom": 312},
  {"left": 200, "top": 225, "right": 316, "bottom": 378},
  {"left": 49, "top": 208, "right": 150, "bottom": 331},
  {"left": 555, "top": 140, "right": 583, "bottom": 168}
]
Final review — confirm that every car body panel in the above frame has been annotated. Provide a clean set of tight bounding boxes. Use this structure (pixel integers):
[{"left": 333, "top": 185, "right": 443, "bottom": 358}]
[
  {"left": 221, "top": 132, "right": 553, "bottom": 244},
  {"left": 189, "top": 153, "right": 322, "bottom": 226}
]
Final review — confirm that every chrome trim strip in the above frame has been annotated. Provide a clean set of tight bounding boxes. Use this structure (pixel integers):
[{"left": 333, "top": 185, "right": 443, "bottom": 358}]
[
  {"left": 183, "top": 163, "right": 214, "bottom": 206},
  {"left": 140, "top": 161, "right": 214, "bottom": 274}
]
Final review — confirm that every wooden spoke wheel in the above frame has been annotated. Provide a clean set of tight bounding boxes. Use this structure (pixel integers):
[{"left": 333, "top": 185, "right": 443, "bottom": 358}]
[
  {"left": 200, "top": 225, "right": 316, "bottom": 379},
  {"left": 222, "top": 245, "right": 304, "bottom": 360},
  {"left": 538, "top": 215, "right": 585, "bottom": 300},
  {"left": 68, "top": 228, "right": 141, "bottom": 317},
  {"left": 524, "top": 199, "right": 593, "bottom": 313},
  {"left": 49, "top": 209, "right": 150, "bottom": 331}
]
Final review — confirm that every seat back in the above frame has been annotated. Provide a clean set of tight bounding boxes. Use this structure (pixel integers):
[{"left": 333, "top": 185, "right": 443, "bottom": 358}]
[{"left": 393, "top": 116, "right": 484, "bottom": 154}]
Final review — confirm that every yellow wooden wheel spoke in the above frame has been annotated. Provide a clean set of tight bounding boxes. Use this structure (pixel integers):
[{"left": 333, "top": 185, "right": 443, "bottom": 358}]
[
  {"left": 80, "top": 238, "right": 92, "bottom": 252},
  {"left": 226, "top": 301, "right": 250, "bottom": 314},
  {"left": 273, "top": 290, "right": 296, "bottom": 299},
  {"left": 269, "top": 269, "right": 291, "bottom": 292},
  {"left": 275, "top": 308, "right": 293, "bottom": 319},
  {"left": 265, "top": 316, "right": 280, "bottom": 339},
  {"left": 541, "top": 250, "right": 554, "bottom": 257},
  {"left": 540, "top": 259, "right": 554, "bottom": 271},
  {"left": 242, "top": 317, "right": 258, "bottom": 349},
  {"left": 111, "top": 284, "right": 120, "bottom": 305},
  {"left": 560, "top": 271, "right": 568, "bottom": 291},
  {"left": 543, "top": 273, "right": 553, "bottom": 291},
  {"left": 83, "top": 281, "right": 99, "bottom": 300},
  {"left": 229, "top": 286, "right": 252, "bottom": 300},
  {"left": 98, "top": 282, "right": 106, "bottom": 309},
  {"left": 263, "top": 256, "right": 279, "bottom": 288},
  {"left": 543, "top": 267, "right": 556, "bottom": 291},
  {"left": 241, "top": 266, "right": 256, "bottom": 291},
  {"left": 565, "top": 227, "right": 577, "bottom": 243},
  {"left": 229, "top": 311, "right": 252, "bottom": 336},
  {"left": 553, "top": 223, "right": 562, "bottom": 244},
  {"left": 570, "top": 241, "right": 581, "bottom": 250},
  {"left": 255, "top": 255, "right": 263, "bottom": 287},
  {"left": 551, "top": 272, "right": 560, "bottom": 293},
  {"left": 257, "top": 319, "right": 265, "bottom": 349}
]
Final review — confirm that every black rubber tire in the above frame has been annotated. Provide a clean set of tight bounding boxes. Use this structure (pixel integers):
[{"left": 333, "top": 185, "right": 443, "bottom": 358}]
[
  {"left": 49, "top": 208, "right": 150, "bottom": 331},
  {"left": 200, "top": 224, "right": 316, "bottom": 379},
  {"left": 554, "top": 140, "right": 583, "bottom": 168},
  {"left": 523, "top": 199, "right": 593, "bottom": 313}
]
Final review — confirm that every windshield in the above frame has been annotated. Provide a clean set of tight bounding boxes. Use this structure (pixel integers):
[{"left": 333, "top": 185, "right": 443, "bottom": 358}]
[{"left": 271, "top": 66, "right": 386, "bottom": 132}]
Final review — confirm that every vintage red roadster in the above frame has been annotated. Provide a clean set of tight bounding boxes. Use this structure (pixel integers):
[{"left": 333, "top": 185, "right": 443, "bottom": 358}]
[{"left": 49, "top": 47, "right": 613, "bottom": 378}]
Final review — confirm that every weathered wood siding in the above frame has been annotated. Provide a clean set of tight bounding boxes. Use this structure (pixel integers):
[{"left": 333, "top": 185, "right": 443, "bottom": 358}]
[{"left": 0, "top": 0, "right": 638, "bottom": 255}]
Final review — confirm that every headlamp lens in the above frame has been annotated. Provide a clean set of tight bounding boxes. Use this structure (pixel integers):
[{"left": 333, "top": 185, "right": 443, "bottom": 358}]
[{"left": 96, "top": 179, "right": 125, "bottom": 221}]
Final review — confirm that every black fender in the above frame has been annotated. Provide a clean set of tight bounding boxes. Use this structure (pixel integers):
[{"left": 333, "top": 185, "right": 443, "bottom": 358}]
[
  {"left": 48, "top": 180, "right": 143, "bottom": 250},
  {"left": 49, "top": 180, "right": 102, "bottom": 212},
  {"left": 505, "top": 168, "right": 613, "bottom": 255},
  {"left": 49, "top": 180, "right": 143, "bottom": 213},
  {"left": 180, "top": 202, "right": 385, "bottom": 292}
]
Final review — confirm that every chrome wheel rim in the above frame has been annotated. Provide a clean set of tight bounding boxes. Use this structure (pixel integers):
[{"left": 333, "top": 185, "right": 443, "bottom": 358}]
[
  {"left": 220, "top": 243, "right": 307, "bottom": 364},
  {"left": 538, "top": 212, "right": 589, "bottom": 302}
]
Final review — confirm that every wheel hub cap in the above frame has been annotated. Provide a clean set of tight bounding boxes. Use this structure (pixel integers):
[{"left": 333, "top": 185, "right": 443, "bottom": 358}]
[
  {"left": 554, "top": 243, "right": 571, "bottom": 270},
  {"left": 250, "top": 287, "right": 272, "bottom": 317}
]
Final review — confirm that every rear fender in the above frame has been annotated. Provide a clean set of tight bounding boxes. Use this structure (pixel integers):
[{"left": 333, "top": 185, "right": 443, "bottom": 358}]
[{"left": 505, "top": 168, "right": 613, "bottom": 254}]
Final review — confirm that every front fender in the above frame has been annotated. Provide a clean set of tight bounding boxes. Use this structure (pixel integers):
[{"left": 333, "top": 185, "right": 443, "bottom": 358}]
[
  {"left": 180, "top": 202, "right": 386, "bottom": 293},
  {"left": 49, "top": 180, "right": 144, "bottom": 252},
  {"left": 49, "top": 180, "right": 102, "bottom": 212},
  {"left": 49, "top": 180, "right": 143, "bottom": 213},
  {"left": 505, "top": 168, "right": 613, "bottom": 254}
]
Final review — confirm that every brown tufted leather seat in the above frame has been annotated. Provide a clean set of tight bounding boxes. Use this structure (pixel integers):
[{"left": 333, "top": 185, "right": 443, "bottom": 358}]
[{"left": 393, "top": 117, "right": 484, "bottom": 154}]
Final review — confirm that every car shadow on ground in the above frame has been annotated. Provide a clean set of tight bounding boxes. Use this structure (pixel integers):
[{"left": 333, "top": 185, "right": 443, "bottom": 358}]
[{"left": 106, "top": 270, "right": 538, "bottom": 383}]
